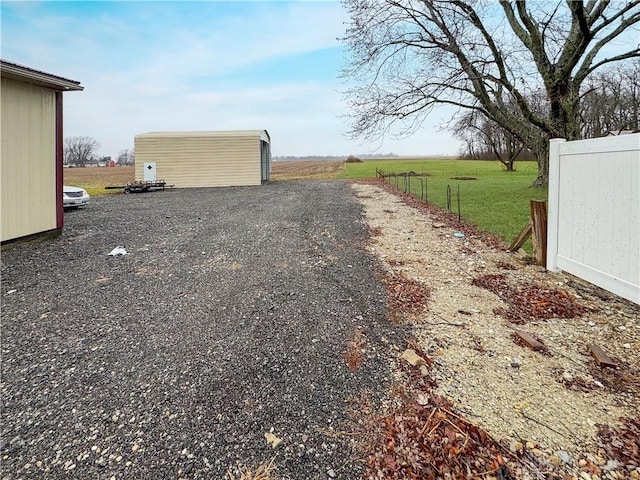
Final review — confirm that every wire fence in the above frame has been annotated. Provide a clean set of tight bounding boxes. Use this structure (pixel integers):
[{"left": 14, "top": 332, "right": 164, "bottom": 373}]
[{"left": 375, "top": 168, "right": 462, "bottom": 221}]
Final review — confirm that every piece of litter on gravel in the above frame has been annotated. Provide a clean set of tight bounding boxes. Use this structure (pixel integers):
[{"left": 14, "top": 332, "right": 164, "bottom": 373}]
[
  {"left": 453, "top": 232, "right": 465, "bottom": 238},
  {"left": 6, "top": 289, "right": 17, "bottom": 294},
  {"left": 264, "top": 432, "right": 282, "bottom": 449},
  {"left": 108, "top": 246, "right": 127, "bottom": 256}
]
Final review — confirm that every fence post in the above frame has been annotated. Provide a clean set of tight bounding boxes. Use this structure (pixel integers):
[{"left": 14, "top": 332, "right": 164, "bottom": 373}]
[
  {"left": 531, "top": 200, "right": 548, "bottom": 267},
  {"left": 546, "top": 138, "right": 566, "bottom": 271}
]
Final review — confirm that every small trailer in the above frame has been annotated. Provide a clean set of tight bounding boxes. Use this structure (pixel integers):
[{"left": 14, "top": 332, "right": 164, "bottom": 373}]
[{"left": 105, "top": 180, "right": 173, "bottom": 194}]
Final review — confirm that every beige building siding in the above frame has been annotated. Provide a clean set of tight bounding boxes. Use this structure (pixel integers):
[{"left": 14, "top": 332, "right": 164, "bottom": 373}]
[
  {"left": 1, "top": 78, "right": 57, "bottom": 242},
  {"left": 134, "top": 131, "right": 269, "bottom": 187}
]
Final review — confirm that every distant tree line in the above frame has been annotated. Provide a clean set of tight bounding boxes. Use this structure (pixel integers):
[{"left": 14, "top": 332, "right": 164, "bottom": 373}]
[
  {"left": 273, "top": 153, "right": 398, "bottom": 161},
  {"left": 117, "top": 149, "right": 135, "bottom": 165},
  {"left": 64, "top": 136, "right": 100, "bottom": 166},
  {"left": 453, "top": 62, "right": 640, "bottom": 171},
  {"left": 63, "top": 136, "right": 134, "bottom": 166}
]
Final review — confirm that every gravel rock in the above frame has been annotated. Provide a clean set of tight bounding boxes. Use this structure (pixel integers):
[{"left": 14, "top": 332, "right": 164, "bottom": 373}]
[
  {"left": 509, "top": 440, "right": 523, "bottom": 453},
  {"left": 401, "top": 349, "right": 425, "bottom": 366},
  {"left": 557, "top": 450, "right": 572, "bottom": 465},
  {"left": 1, "top": 181, "right": 404, "bottom": 479},
  {"left": 603, "top": 460, "right": 621, "bottom": 471},
  {"left": 511, "top": 357, "right": 523, "bottom": 368}
]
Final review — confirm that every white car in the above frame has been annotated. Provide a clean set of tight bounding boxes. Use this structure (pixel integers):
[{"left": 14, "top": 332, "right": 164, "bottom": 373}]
[{"left": 63, "top": 185, "right": 90, "bottom": 209}]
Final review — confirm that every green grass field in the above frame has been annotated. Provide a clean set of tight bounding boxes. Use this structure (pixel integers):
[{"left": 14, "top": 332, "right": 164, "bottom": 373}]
[{"left": 338, "top": 158, "right": 547, "bottom": 249}]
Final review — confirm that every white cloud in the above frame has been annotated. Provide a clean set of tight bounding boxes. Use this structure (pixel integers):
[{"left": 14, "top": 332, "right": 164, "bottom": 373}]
[{"left": 2, "top": 1, "right": 462, "bottom": 157}]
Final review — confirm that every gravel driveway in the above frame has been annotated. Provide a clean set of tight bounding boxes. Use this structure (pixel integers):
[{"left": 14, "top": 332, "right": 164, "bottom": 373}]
[{"left": 1, "top": 181, "right": 404, "bottom": 479}]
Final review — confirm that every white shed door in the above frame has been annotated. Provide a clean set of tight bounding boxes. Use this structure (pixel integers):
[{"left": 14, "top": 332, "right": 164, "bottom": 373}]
[{"left": 143, "top": 162, "right": 157, "bottom": 182}]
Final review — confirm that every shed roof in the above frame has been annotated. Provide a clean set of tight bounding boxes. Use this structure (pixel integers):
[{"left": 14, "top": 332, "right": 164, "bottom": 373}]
[
  {"left": 1, "top": 59, "right": 83, "bottom": 91},
  {"left": 137, "top": 130, "right": 270, "bottom": 143}
]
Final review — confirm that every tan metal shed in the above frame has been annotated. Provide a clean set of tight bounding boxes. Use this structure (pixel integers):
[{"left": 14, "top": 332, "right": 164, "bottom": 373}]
[
  {"left": 134, "top": 130, "right": 271, "bottom": 188},
  {"left": 1, "top": 60, "right": 83, "bottom": 244}
]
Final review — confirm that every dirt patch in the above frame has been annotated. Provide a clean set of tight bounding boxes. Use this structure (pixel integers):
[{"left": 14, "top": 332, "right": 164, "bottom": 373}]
[
  {"left": 64, "top": 165, "right": 134, "bottom": 188},
  {"left": 352, "top": 180, "right": 640, "bottom": 479},
  {"left": 271, "top": 160, "right": 344, "bottom": 180}
]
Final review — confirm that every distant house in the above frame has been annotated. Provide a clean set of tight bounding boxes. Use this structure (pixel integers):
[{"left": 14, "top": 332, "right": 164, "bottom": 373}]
[
  {"left": 1, "top": 60, "right": 83, "bottom": 244},
  {"left": 134, "top": 130, "right": 271, "bottom": 187}
]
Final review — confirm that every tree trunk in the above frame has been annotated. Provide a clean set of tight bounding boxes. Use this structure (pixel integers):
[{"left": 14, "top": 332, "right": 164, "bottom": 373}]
[
  {"left": 532, "top": 141, "right": 549, "bottom": 188},
  {"left": 536, "top": 83, "right": 579, "bottom": 187}
]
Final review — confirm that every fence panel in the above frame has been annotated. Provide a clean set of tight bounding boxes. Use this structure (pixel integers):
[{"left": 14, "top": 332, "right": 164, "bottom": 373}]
[{"left": 547, "top": 134, "right": 639, "bottom": 304}]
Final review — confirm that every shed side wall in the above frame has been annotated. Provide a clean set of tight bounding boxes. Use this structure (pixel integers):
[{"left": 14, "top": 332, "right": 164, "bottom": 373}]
[
  {"left": 134, "top": 135, "right": 261, "bottom": 187},
  {"left": 1, "top": 78, "right": 57, "bottom": 242}
]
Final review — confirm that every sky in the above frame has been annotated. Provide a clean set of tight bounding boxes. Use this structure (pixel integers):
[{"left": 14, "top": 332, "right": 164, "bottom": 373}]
[{"left": 1, "top": 0, "right": 461, "bottom": 159}]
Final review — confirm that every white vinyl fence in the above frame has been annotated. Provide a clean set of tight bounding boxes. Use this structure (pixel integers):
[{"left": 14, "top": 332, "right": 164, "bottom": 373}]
[{"left": 547, "top": 134, "right": 640, "bottom": 304}]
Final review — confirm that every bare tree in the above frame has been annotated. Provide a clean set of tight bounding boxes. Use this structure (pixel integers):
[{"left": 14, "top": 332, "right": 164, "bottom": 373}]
[
  {"left": 453, "top": 110, "right": 525, "bottom": 171},
  {"left": 117, "top": 149, "right": 135, "bottom": 165},
  {"left": 64, "top": 136, "right": 99, "bottom": 167},
  {"left": 341, "top": 0, "right": 640, "bottom": 186},
  {"left": 580, "top": 60, "right": 640, "bottom": 137},
  {"left": 455, "top": 63, "right": 639, "bottom": 164}
]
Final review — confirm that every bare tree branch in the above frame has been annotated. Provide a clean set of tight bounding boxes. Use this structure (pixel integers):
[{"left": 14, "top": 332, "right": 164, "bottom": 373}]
[
  {"left": 341, "top": 0, "right": 640, "bottom": 186},
  {"left": 64, "top": 136, "right": 99, "bottom": 166}
]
